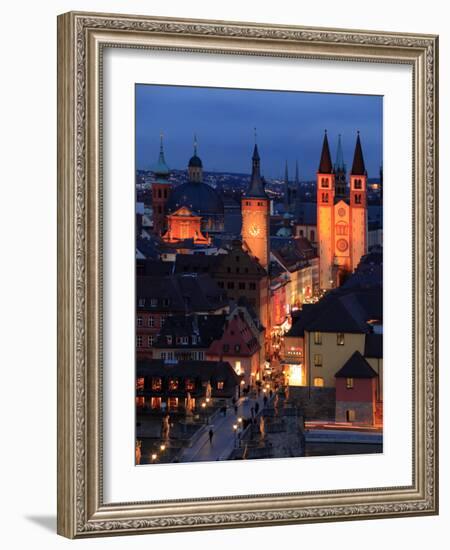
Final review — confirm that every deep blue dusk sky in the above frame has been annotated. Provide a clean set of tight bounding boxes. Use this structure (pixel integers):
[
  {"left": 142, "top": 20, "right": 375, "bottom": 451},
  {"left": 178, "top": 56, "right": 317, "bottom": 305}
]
[{"left": 136, "top": 84, "right": 383, "bottom": 180}]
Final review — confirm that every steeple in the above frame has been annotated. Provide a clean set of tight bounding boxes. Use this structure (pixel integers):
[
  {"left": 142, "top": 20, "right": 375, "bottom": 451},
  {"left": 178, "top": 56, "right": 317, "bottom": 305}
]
[
  {"left": 318, "top": 130, "right": 333, "bottom": 174},
  {"left": 154, "top": 132, "right": 170, "bottom": 177},
  {"left": 284, "top": 160, "right": 290, "bottom": 210},
  {"left": 351, "top": 131, "right": 367, "bottom": 176},
  {"left": 245, "top": 132, "right": 267, "bottom": 199},
  {"left": 334, "top": 134, "right": 345, "bottom": 172},
  {"left": 334, "top": 134, "right": 347, "bottom": 199}
]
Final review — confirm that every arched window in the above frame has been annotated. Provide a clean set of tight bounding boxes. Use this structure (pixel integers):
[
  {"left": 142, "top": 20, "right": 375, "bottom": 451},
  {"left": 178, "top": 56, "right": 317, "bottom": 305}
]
[
  {"left": 354, "top": 178, "right": 362, "bottom": 190},
  {"left": 321, "top": 177, "right": 329, "bottom": 188},
  {"left": 355, "top": 194, "right": 362, "bottom": 205},
  {"left": 322, "top": 193, "right": 329, "bottom": 203}
]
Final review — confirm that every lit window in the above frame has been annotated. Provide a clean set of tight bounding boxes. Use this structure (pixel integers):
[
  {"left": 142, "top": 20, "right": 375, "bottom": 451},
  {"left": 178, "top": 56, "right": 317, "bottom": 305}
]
[
  {"left": 346, "top": 409, "right": 356, "bottom": 422},
  {"left": 346, "top": 377, "right": 354, "bottom": 389},
  {"left": 337, "top": 333, "right": 345, "bottom": 345},
  {"left": 136, "top": 335, "right": 143, "bottom": 348},
  {"left": 148, "top": 316, "right": 155, "bottom": 327},
  {"left": 166, "top": 335, "right": 172, "bottom": 345},
  {"left": 185, "top": 379, "right": 195, "bottom": 391},
  {"left": 314, "top": 354, "right": 322, "bottom": 366},
  {"left": 313, "top": 377, "right": 324, "bottom": 387},
  {"left": 152, "top": 377, "right": 162, "bottom": 391},
  {"left": 314, "top": 331, "right": 322, "bottom": 345},
  {"left": 148, "top": 336, "right": 154, "bottom": 347},
  {"left": 169, "top": 378, "right": 179, "bottom": 391},
  {"left": 136, "top": 377, "right": 144, "bottom": 391},
  {"left": 137, "top": 316, "right": 143, "bottom": 327},
  {"left": 235, "top": 361, "right": 242, "bottom": 375},
  {"left": 217, "top": 381, "right": 224, "bottom": 390}
]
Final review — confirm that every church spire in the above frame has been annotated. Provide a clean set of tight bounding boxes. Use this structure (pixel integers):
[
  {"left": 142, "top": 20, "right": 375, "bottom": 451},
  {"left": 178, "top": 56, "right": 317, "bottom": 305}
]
[
  {"left": 245, "top": 131, "right": 267, "bottom": 198},
  {"left": 334, "top": 134, "right": 345, "bottom": 172},
  {"left": 154, "top": 131, "right": 170, "bottom": 177},
  {"left": 318, "top": 130, "right": 333, "bottom": 174},
  {"left": 284, "top": 160, "right": 289, "bottom": 210},
  {"left": 351, "top": 131, "right": 367, "bottom": 176}
]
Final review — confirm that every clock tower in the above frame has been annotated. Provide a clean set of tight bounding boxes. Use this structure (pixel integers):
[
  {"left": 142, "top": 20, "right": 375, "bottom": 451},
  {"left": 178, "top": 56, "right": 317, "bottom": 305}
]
[{"left": 241, "top": 139, "right": 270, "bottom": 270}]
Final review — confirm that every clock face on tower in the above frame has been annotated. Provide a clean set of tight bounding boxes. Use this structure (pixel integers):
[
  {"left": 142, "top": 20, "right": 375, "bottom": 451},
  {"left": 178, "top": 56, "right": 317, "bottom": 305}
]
[
  {"left": 336, "top": 238, "right": 348, "bottom": 252},
  {"left": 249, "top": 223, "right": 260, "bottom": 236}
]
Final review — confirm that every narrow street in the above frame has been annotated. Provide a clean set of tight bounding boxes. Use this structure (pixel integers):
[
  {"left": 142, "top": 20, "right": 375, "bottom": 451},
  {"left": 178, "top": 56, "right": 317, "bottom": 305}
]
[{"left": 179, "top": 393, "right": 268, "bottom": 462}]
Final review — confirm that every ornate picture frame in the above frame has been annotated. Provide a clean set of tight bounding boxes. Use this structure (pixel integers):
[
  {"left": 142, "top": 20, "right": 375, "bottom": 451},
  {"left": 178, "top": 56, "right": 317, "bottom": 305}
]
[{"left": 57, "top": 11, "right": 438, "bottom": 538}]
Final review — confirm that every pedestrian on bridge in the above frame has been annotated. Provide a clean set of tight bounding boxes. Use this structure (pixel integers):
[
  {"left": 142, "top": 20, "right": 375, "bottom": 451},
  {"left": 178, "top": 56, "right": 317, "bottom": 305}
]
[{"left": 208, "top": 429, "right": 214, "bottom": 445}]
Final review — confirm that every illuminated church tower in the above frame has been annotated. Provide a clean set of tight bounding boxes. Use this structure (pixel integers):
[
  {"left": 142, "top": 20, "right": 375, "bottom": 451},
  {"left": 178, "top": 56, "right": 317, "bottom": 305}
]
[
  {"left": 241, "top": 137, "right": 270, "bottom": 270},
  {"left": 316, "top": 130, "right": 336, "bottom": 289},
  {"left": 151, "top": 133, "right": 172, "bottom": 235},
  {"left": 349, "top": 132, "right": 368, "bottom": 272},
  {"left": 316, "top": 131, "right": 368, "bottom": 290}
]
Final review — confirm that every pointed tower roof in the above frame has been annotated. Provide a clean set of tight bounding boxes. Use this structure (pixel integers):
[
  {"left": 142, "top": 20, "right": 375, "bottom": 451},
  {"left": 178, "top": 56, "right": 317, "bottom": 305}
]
[
  {"left": 334, "top": 134, "right": 346, "bottom": 172},
  {"left": 154, "top": 132, "right": 170, "bottom": 176},
  {"left": 318, "top": 130, "right": 333, "bottom": 174},
  {"left": 351, "top": 132, "right": 367, "bottom": 176},
  {"left": 244, "top": 135, "right": 268, "bottom": 199}
]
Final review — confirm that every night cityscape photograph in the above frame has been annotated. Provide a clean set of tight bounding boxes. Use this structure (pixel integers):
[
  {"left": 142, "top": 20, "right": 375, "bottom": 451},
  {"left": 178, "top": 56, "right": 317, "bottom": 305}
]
[{"left": 134, "top": 84, "right": 383, "bottom": 465}]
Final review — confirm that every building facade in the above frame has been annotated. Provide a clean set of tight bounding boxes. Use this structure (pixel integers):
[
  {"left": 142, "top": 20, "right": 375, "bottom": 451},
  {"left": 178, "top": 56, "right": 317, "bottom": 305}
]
[{"left": 317, "top": 131, "right": 368, "bottom": 289}]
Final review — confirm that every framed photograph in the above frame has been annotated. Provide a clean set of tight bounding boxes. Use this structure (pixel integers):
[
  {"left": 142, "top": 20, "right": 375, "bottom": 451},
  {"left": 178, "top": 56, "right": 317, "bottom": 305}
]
[{"left": 57, "top": 11, "right": 438, "bottom": 538}]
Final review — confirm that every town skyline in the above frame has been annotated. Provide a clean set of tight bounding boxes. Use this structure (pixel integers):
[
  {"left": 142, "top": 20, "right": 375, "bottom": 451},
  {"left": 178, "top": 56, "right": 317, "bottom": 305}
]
[{"left": 136, "top": 84, "right": 383, "bottom": 179}]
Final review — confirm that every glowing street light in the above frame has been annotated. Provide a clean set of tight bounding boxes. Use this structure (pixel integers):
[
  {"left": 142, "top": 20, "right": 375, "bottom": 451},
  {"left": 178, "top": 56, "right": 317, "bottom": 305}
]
[
  {"left": 151, "top": 453, "right": 157, "bottom": 461},
  {"left": 160, "top": 444, "right": 166, "bottom": 452}
]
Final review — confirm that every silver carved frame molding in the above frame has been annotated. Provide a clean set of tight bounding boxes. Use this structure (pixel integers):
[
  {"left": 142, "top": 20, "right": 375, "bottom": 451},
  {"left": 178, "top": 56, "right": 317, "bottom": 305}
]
[{"left": 57, "top": 11, "right": 439, "bottom": 538}]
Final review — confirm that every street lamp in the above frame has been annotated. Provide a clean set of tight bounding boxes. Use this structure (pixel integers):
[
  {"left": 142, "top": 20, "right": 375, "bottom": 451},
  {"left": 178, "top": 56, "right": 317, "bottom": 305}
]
[
  {"left": 233, "top": 424, "right": 238, "bottom": 448},
  {"left": 160, "top": 444, "right": 166, "bottom": 452},
  {"left": 151, "top": 453, "right": 157, "bottom": 462}
]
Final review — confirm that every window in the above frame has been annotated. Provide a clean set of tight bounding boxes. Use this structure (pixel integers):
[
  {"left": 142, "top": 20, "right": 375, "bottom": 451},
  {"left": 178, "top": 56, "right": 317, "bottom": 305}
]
[
  {"left": 336, "top": 223, "right": 348, "bottom": 236},
  {"left": 166, "top": 335, "right": 172, "bottom": 345},
  {"left": 223, "top": 344, "right": 230, "bottom": 353},
  {"left": 337, "top": 333, "right": 345, "bottom": 345},
  {"left": 313, "top": 377, "right": 324, "bottom": 387},
  {"left": 148, "top": 316, "right": 155, "bottom": 327},
  {"left": 235, "top": 361, "right": 242, "bottom": 375},
  {"left": 185, "top": 379, "right": 195, "bottom": 391},
  {"left": 152, "top": 377, "right": 162, "bottom": 391},
  {"left": 192, "top": 335, "right": 197, "bottom": 345},
  {"left": 355, "top": 194, "right": 362, "bottom": 204},
  {"left": 227, "top": 281, "right": 235, "bottom": 289},
  {"left": 346, "top": 377, "right": 354, "bottom": 389},
  {"left": 136, "top": 335, "right": 142, "bottom": 348},
  {"left": 299, "top": 229, "right": 304, "bottom": 237},
  {"left": 168, "top": 378, "right": 179, "bottom": 391},
  {"left": 163, "top": 188, "right": 168, "bottom": 198},
  {"left": 151, "top": 397, "right": 161, "bottom": 409},
  {"left": 150, "top": 298, "right": 157, "bottom": 307},
  {"left": 148, "top": 336, "right": 154, "bottom": 347},
  {"left": 239, "top": 282, "right": 246, "bottom": 290},
  {"left": 310, "top": 230, "right": 315, "bottom": 241},
  {"left": 235, "top": 344, "right": 241, "bottom": 353},
  {"left": 158, "top": 189, "right": 162, "bottom": 198},
  {"left": 322, "top": 193, "right": 329, "bottom": 203},
  {"left": 217, "top": 381, "right": 224, "bottom": 390},
  {"left": 160, "top": 316, "right": 166, "bottom": 327},
  {"left": 137, "top": 316, "right": 143, "bottom": 327},
  {"left": 218, "top": 281, "right": 224, "bottom": 289},
  {"left": 138, "top": 298, "right": 145, "bottom": 308},
  {"left": 346, "top": 409, "right": 356, "bottom": 422},
  {"left": 314, "top": 354, "right": 322, "bottom": 366},
  {"left": 354, "top": 178, "right": 362, "bottom": 190},
  {"left": 136, "top": 377, "right": 144, "bottom": 391},
  {"left": 314, "top": 331, "right": 322, "bottom": 345},
  {"left": 162, "top": 298, "right": 170, "bottom": 307},
  {"left": 249, "top": 282, "right": 256, "bottom": 291},
  {"left": 321, "top": 177, "right": 329, "bottom": 188}
]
